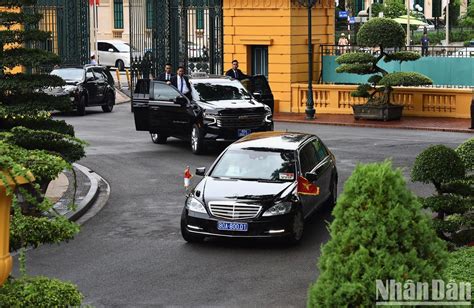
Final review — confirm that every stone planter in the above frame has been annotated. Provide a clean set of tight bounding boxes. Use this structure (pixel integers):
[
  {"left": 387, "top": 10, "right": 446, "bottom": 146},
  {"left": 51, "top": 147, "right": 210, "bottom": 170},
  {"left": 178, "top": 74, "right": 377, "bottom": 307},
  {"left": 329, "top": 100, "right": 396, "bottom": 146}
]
[{"left": 353, "top": 104, "right": 404, "bottom": 121}]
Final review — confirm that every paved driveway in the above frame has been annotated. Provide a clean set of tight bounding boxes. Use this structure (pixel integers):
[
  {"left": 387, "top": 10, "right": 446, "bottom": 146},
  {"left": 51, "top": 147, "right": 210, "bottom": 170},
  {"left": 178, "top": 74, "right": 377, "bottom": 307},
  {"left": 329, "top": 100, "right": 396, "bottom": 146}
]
[{"left": 15, "top": 104, "right": 472, "bottom": 307}]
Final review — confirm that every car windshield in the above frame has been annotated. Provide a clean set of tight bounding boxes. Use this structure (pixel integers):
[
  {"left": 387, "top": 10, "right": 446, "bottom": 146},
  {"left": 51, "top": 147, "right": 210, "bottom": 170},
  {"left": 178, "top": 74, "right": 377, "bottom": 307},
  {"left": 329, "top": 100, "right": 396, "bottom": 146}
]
[
  {"left": 211, "top": 148, "right": 296, "bottom": 182},
  {"left": 192, "top": 81, "right": 251, "bottom": 101},
  {"left": 51, "top": 68, "right": 84, "bottom": 82}
]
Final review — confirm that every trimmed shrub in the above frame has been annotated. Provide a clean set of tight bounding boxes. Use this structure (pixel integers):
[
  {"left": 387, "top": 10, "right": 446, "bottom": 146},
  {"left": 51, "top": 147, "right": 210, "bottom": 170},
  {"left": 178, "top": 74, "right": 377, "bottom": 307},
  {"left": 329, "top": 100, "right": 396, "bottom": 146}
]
[
  {"left": 456, "top": 137, "right": 474, "bottom": 171},
  {"left": 0, "top": 276, "right": 83, "bottom": 307},
  {"left": 445, "top": 246, "right": 474, "bottom": 286},
  {"left": 357, "top": 18, "right": 405, "bottom": 48},
  {"left": 308, "top": 161, "right": 447, "bottom": 307}
]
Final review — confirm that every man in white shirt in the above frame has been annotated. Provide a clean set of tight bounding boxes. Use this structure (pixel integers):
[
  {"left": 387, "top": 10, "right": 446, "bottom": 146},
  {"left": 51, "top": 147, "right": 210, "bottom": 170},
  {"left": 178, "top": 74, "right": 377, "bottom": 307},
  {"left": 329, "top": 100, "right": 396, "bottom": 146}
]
[{"left": 170, "top": 66, "right": 192, "bottom": 100}]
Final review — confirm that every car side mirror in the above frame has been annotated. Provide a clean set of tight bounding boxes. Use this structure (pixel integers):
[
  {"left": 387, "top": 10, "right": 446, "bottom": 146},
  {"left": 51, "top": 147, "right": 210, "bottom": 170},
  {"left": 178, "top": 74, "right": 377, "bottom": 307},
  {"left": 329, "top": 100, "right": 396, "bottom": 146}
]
[
  {"left": 175, "top": 96, "right": 188, "bottom": 106},
  {"left": 305, "top": 172, "right": 318, "bottom": 182},
  {"left": 196, "top": 167, "right": 206, "bottom": 176},
  {"left": 108, "top": 48, "right": 114, "bottom": 52}
]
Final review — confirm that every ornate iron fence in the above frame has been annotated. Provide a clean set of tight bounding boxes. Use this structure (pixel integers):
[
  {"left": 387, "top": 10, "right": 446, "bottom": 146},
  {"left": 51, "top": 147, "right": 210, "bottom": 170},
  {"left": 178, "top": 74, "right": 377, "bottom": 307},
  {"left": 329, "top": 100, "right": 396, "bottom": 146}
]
[
  {"left": 30, "top": 0, "right": 90, "bottom": 66},
  {"left": 129, "top": 0, "right": 223, "bottom": 91}
]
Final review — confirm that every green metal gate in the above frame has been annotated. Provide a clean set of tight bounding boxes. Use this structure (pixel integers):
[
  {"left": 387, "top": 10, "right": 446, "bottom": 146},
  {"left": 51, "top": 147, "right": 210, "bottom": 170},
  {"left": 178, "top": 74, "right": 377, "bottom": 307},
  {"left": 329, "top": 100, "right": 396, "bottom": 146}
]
[
  {"left": 33, "top": 0, "right": 90, "bottom": 65},
  {"left": 129, "top": 0, "right": 223, "bottom": 86}
]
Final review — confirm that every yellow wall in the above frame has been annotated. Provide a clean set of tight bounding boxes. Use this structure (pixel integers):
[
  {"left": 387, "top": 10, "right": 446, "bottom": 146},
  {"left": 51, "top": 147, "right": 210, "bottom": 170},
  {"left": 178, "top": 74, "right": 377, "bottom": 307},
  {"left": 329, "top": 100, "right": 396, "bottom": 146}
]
[
  {"left": 291, "top": 84, "right": 473, "bottom": 118},
  {"left": 0, "top": 7, "right": 23, "bottom": 74},
  {"left": 223, "top": 0, "right": 335, "bottom": 113}
]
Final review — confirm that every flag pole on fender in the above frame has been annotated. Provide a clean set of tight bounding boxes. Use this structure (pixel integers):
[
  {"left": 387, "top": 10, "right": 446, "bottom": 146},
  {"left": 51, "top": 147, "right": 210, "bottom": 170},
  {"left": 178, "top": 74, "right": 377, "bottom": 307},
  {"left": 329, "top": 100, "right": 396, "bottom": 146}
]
[{"left": 184, "top": 166, "right": 193, "bottom": 191}]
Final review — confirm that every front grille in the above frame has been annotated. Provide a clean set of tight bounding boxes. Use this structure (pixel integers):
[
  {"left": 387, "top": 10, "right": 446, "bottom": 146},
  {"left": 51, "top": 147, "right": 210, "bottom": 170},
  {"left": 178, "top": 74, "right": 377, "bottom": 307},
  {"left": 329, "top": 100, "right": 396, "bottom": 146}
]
[
  {"left": 215, "top": 113, "right": 266, "bottom": 128},
  {"left": 208, "top": 201, "right": 262, "bottom": 220}
]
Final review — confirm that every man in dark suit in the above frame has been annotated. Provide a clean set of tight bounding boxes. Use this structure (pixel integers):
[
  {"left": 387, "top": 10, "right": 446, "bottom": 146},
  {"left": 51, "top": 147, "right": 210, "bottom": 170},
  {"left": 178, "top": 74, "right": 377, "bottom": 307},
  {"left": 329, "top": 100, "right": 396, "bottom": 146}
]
[
  {"left": 171, "top": 66, "right": 192, "bottom": 101},
  {"left": 225, "top": 60, "right": 249, "bottom": 81},
  {"left": 157, "top": 63, "right": 175, "bottom": 83}
]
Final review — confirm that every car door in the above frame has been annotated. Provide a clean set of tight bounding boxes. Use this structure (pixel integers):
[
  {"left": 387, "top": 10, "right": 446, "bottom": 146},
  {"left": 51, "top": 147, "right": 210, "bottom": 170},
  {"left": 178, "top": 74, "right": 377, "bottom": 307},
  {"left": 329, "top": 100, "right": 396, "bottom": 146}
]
[
  {"left": 298, "top": 139, "right": 330, "bottom": 217},
  {"left": 310, "top": 138, "right": 333, "bottom": 202},
  {"left": 92, "top": 68, "right": 108, "bottom": 104},
  {"left": 84, "top": 68, "right": 98, "bottom": 104},
  {"left": 244, "top": 75, "right": 274, "bottom": 113},
  {"left": 148, "top": 81, "right": 192, "bottom": 137}
]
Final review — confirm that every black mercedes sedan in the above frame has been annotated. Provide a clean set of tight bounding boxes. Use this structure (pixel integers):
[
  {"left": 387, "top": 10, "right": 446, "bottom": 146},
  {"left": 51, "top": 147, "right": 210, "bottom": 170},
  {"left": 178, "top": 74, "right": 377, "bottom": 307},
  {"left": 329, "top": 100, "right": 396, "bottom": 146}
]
[{"left": 181, "top": 131, "right": 338, "bottom": 244}]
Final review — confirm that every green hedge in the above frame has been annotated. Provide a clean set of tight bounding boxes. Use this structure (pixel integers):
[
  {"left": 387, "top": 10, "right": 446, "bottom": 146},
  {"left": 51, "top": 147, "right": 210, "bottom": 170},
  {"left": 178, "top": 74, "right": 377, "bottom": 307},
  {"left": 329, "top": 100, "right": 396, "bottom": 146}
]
[
  {"left": 445, "top": 246, "right": 474, "bottom": 287},
  {"left": 0, "top": 276, "right": 83, "bottom": 307}
]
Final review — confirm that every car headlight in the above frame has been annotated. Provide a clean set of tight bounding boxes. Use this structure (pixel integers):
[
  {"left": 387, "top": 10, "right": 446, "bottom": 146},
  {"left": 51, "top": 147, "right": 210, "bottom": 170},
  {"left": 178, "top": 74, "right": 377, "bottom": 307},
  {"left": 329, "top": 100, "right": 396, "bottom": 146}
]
[
  {"left": 264, "top": 106, "right": 272, "bottom": 123},
  {"left": 186, "top": 197, "right": 207, "bottom": 213},
  {"left": 203, "top": 112, "right": 217, "bottom": 125},
  {"left": 262, "top": 201, "right": 292, "bottom": 217}
]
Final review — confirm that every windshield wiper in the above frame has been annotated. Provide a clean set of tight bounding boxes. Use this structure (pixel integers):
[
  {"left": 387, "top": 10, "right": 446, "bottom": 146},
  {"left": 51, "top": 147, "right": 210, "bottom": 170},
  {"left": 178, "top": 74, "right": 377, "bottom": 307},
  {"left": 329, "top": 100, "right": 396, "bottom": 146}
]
[{"left": 237, "top": 178, "right": 284, "bottom": 183}]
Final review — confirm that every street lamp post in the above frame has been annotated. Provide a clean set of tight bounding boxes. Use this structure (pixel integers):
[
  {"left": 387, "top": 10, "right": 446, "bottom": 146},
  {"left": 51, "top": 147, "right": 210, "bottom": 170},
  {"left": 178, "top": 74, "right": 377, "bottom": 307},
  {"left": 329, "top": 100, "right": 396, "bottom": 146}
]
[{"left": 295, "top": 0, "right": 318, "bottom": 119}]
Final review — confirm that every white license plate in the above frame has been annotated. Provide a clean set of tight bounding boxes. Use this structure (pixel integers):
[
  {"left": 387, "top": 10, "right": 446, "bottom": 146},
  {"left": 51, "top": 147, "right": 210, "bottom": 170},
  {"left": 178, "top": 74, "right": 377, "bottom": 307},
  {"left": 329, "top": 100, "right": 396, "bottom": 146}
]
[
  {"left": 217, "top": 221, "right": 248, "bottom": 232},
  {"left": 238, "top": 129, "right": 251, "bottom": 137}
]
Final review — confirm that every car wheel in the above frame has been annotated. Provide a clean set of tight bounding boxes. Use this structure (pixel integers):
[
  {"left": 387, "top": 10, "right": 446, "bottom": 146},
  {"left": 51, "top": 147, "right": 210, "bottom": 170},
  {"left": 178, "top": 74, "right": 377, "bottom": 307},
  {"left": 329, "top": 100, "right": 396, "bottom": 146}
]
[
  {"left": 76, "top": 95, "right": 86, "bottom": 116},
  {"left": 102, "top": 92, "right": 114, "bottom": 113},
  {"left": 180, "top": 214, "right": 205, "bottom": 243},
  {"left": 286, "top": 209, "right": 304, "bottom": 245},
  {"left": 191, "top": 124, "right": 206, "bottom": 155},
  {"left": 150, "top": 133, "right": 167, "bottom": 144},
  {"left": 116, "top": 60, "right": 125, "bottom": 71}
]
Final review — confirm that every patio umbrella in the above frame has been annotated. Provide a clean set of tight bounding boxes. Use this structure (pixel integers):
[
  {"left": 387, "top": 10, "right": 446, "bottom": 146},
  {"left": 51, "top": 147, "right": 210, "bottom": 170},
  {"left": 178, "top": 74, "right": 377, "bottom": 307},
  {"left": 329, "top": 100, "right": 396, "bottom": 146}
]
[{"left": 392, "top": 17, "right": 427, "bottom": 26}]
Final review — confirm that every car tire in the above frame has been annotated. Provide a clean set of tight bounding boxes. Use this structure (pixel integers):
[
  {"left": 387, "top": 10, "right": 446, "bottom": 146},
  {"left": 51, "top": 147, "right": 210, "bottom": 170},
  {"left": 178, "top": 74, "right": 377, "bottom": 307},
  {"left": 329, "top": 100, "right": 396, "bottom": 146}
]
[
  {"left": 76, "top": 95, "right": 86, "bottom": 116},
  {"left": 286, "top": 209, "right": 304, "bottom": 245},
  {"left": 191, "top": 124, "right": 206, "bottom": 155},
  {"left": 181, "top": 215, "right": 205, "bottom": 243},
  {"left": 102, "top": 92, "right": 115, "bottom": 113},
  {"left": 150, "top": 133, "right": 167, "bottom": 144},
  {"left": 116, "top": 60, "right": 125, "bottom": 71}
]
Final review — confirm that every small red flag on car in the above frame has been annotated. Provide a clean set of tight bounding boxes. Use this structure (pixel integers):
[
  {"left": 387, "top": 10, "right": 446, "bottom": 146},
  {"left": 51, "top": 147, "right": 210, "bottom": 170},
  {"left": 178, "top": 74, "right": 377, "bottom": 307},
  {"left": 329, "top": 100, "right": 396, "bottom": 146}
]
[
  {"left": 297, "top": 176, "right": 320, "bottom": 195},
  {"left": 184, "top": 166, "right": 192, "bottom": 188},
  {"left": 89, "top": 0, "right": 100, "bottom": 5}
]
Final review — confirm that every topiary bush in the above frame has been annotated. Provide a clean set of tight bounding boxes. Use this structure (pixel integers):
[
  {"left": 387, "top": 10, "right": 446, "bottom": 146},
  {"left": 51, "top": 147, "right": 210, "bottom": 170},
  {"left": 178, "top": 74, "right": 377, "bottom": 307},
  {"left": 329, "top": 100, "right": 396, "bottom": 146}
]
[
  {"left": 335, "top": 18, "right": 432, "bottom": 106},
  {"left": 456, "top": 137, "right": 474, "bottom": 172},
  {"left": 412, "top": 142, "right": 473, "bottom": 248},
  {"left": 308, "top": 161, "right": 447, "bottom": 307},
  {"left": 0, "top": 276, "right": 83, "bottom": 307}
]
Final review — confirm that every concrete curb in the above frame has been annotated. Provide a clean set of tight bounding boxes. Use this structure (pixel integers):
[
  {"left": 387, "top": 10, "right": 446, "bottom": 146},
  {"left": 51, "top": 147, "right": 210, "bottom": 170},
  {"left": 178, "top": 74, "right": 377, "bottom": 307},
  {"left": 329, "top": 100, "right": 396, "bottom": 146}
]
[
  {"left": 274, "top": 118, "right": 474, "bottom": 134},
  {"left": 66, "top": 163, "right": 100, "bottom": 222}
]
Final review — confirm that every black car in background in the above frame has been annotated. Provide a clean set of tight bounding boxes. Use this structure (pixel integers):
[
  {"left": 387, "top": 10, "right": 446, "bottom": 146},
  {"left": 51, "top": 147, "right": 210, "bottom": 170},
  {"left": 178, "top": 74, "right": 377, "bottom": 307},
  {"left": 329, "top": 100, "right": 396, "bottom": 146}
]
[
  {"left": 181, "top": 131, "right": 338, "bottom": 244},
  {"left": 132, "top": 75, "right": 274, "bottom": 154},
  {"left": 49, "top": 65, "right": 115, "bottom": 116}
]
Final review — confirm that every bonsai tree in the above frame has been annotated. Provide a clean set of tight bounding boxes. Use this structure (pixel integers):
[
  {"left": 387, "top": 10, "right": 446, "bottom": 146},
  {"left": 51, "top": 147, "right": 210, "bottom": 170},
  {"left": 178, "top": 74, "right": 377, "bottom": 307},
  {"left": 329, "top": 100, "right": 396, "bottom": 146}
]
[
  {"left": 0, "top": 0, "right": 84, "bottom": 304},
  {"left": 336, "top": 18, "right": 433, "bottom": 107},
  {"left": 411, "top": 141, "right": 474, "bottom": 248},
  {"left": 308, "top": 161, "right": 447, "bottom": 306}
]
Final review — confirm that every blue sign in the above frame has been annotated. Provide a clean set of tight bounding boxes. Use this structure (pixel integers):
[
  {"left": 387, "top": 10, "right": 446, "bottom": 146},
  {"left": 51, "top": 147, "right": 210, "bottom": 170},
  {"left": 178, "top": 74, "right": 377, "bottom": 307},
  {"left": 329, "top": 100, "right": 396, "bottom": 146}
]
[
  {"left": 338, "top": 11, "right": 348, "bottom": 18},
  {"left": 349, "top": 17, "right": 356, "bottom": 24}
]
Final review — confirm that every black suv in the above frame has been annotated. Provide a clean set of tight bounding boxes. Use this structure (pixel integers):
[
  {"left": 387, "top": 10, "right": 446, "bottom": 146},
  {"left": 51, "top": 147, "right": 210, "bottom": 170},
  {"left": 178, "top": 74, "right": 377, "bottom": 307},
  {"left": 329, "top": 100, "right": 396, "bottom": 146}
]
[
  {"left": 133, "top": 75, "right": 274, "bottom": 154},
  {"left": 49, "top": 65, "right": 115, "bottom": 116}
]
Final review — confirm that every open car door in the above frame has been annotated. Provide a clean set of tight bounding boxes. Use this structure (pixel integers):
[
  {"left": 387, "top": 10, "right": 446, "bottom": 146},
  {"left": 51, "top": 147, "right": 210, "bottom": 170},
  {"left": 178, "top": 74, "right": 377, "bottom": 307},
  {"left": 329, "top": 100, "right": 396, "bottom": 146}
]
[
  {"left": 242, "top": 75, "right": 274, "bottom": 113},
  {"left": 132, "top": 79, "right": 151, "bottom": 131}
]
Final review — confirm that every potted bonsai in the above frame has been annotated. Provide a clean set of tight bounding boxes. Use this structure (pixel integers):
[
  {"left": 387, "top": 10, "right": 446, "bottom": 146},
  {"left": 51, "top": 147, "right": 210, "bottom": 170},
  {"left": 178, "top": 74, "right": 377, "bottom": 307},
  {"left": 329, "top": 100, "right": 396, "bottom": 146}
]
[{"left": 335, "top": 18, "right": 433, "bottom": 121}]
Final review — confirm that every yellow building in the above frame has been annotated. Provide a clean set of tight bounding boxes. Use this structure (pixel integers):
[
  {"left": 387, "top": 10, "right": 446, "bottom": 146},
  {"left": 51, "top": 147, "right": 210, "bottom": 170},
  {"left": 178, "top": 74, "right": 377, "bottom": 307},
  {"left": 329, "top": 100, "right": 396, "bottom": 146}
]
[{"left": 223, "top": 0, "right": 335, "bottom": 113}]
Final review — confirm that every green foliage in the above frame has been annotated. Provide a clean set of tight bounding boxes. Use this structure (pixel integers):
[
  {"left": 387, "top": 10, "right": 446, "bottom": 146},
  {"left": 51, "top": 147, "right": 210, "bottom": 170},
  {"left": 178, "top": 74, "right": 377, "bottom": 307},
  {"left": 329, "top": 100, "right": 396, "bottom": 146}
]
[
  {"left": 369, "top": 2, "right": 384, "bottom": 17},
  {"left": 384, "top": 51, "right": 421, "bottom": 62},
  {"left": 0, "top": 141, "right": 69, "bottom": 185},
  {"left": 6, "top": 126, "right": 86, "bottom": 163},
  {"left": 445, "top": 247, "right": 474, "bottom": 285},
  {"left": 460, "top": 0, "right": 474, "bottom": 27},
  {"left": 357, "top": 18, "right": 405, "bottom": 48},
  {"left": 336, "top": 52, "right": 376, "bottom": 65},
  {"left": 335, "top": 63, "right": 373, "bottom": 74},
  {"left": 10, "top": 213, "right": 80, "bottom": 251},
  {"left": 455, "top": 138, "right": 474, "bottom": 171},
  {"left": 382, "top": 0, "right": 406, "bottom": 18},
  {"left": 367, "top": 74, "right": 383, "bottom": 84},
  {"left": 411, "top": 145, "right": 465, "bottom": 186},
  {"left": 0, "top": 48, "right": 61, "bottom": 70},
  {"left": 351, "top": 83, "right": 372, "bottom": 97},
  {"left": 0, "top": 73, "right": 64, "bottom": 93},
  {"left": 2, "top": 93, "right": 72, "bottom": 113},
  {"left": 412, "top": 143, "right": 473, "bottom": 247},
  {"left": 0, "top": 29, "right": 51, "bottom": 45},
  {"left": 308, "top": 161, "right": 447, "bottom": 307},
  {"left": 0, "top": 11, "right": 43, "bottom": 27},
  {"left": 378, "top": 72, "right": 433, "bottom": 87},
  {"left": 0, "top": 276, "right": 83, "bottom": 307},
  {"left": 0, "top": 116, "right": 75, "bottom": 136}
]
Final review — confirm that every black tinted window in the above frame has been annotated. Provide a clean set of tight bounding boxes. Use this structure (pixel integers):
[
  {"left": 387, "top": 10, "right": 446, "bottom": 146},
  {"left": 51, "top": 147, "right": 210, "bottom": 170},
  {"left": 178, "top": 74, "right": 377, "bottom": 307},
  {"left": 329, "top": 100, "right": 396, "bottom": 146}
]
[
  {"left": 98, "top": 42, "right": 108, "bottom": 51},
  {"left": 92, "top": 69, "right": 106, "bottom": 81},
  {"left": 299, "top": 143, "right": 318, "bottom": 174},
  {"left": 192, "top": 81, "right": 251, "bottom": 101},
  {"left": 251, "top": 76, "right": 271, "bottom": 94},
  {"left": 311, "top": 139, "right": 328, "bottom": 163},
  {"left": 151, "top": 82, "right": 180, "bottom": 101}
]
